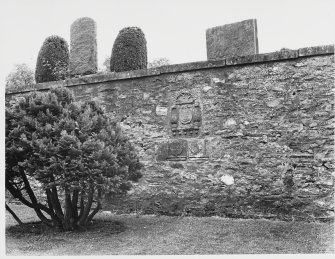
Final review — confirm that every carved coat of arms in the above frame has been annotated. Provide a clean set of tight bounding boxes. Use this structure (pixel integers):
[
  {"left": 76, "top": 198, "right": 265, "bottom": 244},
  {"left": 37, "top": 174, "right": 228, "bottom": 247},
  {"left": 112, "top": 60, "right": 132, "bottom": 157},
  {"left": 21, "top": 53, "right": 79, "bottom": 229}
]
[{"left": 170, "top": 92, "right": 202, "bottom": 137}]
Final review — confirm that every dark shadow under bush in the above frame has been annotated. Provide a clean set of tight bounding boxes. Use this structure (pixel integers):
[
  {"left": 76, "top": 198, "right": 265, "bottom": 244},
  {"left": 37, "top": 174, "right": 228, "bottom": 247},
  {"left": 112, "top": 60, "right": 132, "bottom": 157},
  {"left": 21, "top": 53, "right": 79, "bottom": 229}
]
[{"left": 6, "top": 219, "right": 126, "bottom": 236}]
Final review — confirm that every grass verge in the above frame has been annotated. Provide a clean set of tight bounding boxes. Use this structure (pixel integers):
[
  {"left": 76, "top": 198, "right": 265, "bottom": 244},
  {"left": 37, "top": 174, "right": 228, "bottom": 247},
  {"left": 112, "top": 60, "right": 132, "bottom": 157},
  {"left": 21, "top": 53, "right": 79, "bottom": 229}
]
[{"left": 5, "top": 203, "right": 334, "bottom": 255}]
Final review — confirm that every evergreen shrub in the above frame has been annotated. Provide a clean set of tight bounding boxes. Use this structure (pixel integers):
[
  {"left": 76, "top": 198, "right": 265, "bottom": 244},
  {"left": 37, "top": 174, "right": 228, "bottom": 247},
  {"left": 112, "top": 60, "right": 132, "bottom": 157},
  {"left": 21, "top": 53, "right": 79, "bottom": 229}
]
[
  {"left": 110, "top": 27, "right": 147, "bottom": 72},
  {"left": 35, "top": 36, "right": 69, "bottom": 83}
]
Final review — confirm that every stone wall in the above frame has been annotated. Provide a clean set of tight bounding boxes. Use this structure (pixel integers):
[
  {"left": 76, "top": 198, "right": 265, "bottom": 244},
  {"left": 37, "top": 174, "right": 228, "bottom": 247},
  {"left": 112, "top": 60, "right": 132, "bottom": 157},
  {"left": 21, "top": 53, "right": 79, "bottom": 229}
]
[{"left": 6, "top": 45, "right": 334, "bottom": 221}]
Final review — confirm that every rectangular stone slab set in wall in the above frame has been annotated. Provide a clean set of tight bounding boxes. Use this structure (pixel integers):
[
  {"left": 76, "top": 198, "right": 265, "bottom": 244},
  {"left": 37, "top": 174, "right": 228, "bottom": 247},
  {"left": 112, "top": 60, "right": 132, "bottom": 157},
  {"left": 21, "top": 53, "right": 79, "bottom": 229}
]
[
  {"left": 206, "top": 19, "right": 259, "bottom": 60},
  {"left": 6, "top": 19, "right": 334, "bottom": 221}
]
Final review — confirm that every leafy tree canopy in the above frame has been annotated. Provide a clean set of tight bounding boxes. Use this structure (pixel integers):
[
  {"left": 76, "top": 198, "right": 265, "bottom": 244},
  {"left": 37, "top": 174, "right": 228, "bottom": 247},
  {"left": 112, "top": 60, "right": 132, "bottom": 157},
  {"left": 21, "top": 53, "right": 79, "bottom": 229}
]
[
  {"left": 147, "top": 58, "right": 171, "bottom": 68},
  {"left": 5, "top": 64, "right": 35, "bottom": 93}
]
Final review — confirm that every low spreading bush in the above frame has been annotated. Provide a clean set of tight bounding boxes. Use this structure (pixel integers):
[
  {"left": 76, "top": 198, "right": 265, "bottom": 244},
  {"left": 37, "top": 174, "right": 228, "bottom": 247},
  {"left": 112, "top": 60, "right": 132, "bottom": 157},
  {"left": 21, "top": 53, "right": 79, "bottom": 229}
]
[{"left": 6, "top": 86, "right": 142, "bottom": 230}]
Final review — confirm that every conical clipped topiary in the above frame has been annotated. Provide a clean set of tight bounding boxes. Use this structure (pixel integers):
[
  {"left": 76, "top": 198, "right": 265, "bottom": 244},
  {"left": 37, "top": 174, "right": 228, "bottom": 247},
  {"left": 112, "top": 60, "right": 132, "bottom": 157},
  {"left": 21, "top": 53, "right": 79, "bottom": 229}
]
[
  {"left": 35, "top": 35, "right": 69, "bottom": 83},
  {"left": 110, "top": 27, "right": 147, "bottom": 72}
]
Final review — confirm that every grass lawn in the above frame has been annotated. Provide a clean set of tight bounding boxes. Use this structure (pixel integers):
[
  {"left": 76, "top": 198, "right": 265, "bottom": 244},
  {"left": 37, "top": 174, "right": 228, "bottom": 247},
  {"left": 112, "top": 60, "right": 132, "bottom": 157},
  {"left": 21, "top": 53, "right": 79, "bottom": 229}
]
[{"left": 5, "top": 203, "right": 334, "bottom": 255}]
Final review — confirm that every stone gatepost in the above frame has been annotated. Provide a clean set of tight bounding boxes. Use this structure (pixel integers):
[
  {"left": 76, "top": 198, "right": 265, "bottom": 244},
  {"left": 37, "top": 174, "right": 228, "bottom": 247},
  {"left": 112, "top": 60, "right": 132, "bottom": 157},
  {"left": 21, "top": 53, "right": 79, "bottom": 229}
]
[
  {"left": 206, "top": 19, "right": 259, "bottom": 60},
  {"left": 69, "top": 17, "right": 97, "bottom": 76}
]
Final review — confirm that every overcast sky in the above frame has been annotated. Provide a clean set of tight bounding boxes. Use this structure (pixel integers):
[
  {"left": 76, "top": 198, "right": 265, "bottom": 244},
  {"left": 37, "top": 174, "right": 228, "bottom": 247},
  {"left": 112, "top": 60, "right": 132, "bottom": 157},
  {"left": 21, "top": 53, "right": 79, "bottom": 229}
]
[{"left": 0, "top": 0, "right": 334, "bottom": 87}]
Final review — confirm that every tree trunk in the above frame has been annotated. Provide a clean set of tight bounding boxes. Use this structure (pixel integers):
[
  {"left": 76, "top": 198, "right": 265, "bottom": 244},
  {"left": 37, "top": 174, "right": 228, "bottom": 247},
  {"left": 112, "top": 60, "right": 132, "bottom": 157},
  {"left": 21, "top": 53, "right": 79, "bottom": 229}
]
[
  {"left": 46, "top": 188, "right": 64, "bottom": 224},
  {"left": 6, "top": 180, "right": 53, "bottom": 227},
  {"left": 51, "top": 186, "right": 64, "bottom": 217},
  {"left": 86, "top": 187, "right": 102, "bottom": 224},
  {"left": 18, "top": 168, "right": 54, "bottom": 226},
  {"left": 78, "top": 184, "right": 94, "bottom": 226},
  {"left": 71, "top": 189, "right": 79, "bottom": 221},
  {"left": 63, "top": 188, "right": 74, "bottom": 231},
  {"left": 6, "top": 204, "right": 24, "bottom": 225},
  {"left": 78, "top": 191, "right": 85, "bottom": 219},
  {"left": 46, "top": 188, "right": 63, "bottom": 228},
  {"left": 46, "top": 189, "right": 55, "bottom": 215}
]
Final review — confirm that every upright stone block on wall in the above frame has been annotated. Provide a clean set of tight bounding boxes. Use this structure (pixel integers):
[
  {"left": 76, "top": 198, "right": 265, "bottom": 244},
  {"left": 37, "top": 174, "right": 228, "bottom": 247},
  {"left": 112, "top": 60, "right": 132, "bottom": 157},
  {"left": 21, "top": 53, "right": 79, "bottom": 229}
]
[
  {"left": 206, "top": 19, "right": 259, "bottom": 60},
  {"left": 70, "top": 17, "right": 97, "bottom": 76}
]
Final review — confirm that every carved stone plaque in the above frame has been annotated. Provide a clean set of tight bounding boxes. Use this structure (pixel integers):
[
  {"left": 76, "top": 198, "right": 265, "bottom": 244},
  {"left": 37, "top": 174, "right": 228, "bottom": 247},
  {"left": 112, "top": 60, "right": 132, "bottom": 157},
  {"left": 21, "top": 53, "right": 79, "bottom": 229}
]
[
  {"left": 188, "top": 139, "right": 207, "bottom": 158},
  {"left": 155, "top": 139, "right": 188, "bottom": 161},
  {"left": 170, "top": 91, "right": 202, "bottom": 137},
  {"left": 167, "top": 139, "right": 187, "bottom": 160},
  {"left": 156, "top": 138, "right": 210, "bottom": 161},
  {"left": 179, "top": 107, "right": 193, "bottom": 124}
]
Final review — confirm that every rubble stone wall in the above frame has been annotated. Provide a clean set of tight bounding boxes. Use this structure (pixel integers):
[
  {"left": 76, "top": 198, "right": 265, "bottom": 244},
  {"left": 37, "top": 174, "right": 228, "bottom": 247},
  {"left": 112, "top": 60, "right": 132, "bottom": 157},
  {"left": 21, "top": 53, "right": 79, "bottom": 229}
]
[{"left": 6, "top": 45, "right": 334, "bottom": 221}]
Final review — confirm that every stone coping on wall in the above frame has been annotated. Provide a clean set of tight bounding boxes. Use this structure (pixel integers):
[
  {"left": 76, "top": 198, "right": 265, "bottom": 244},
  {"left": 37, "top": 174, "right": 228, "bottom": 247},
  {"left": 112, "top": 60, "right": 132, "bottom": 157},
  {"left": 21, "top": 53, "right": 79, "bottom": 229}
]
[{"left": 6, "top": 44, "right": 334, "bottom": 96}]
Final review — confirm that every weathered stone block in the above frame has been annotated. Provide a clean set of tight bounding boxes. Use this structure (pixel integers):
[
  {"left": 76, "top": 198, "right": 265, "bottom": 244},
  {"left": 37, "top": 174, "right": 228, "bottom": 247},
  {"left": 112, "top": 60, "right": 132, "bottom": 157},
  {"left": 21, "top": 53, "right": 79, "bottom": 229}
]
[
  {"left": 206, "top": 19, "right": 259, "bottom": 60},
  {"left": 70, "top": 17, "right": 97, "bottom": 76},
  {"left": 225, "top": 49, "right": 298, "bottom": 66},
  {"left": 156, "top": 142, "right": 169, "bottom": 161},
  {"left": 206, "top": 138, "right": 223, "bottom": 160},
  {"left": 298, "top": 45, "right": 334, "bottom": 57},
  {"left": 220, "top": 174, "right": 234, "bottom": 185},
  {"left": 167, "top": 139, "right": 188, "bottom": 160},
  {"left": 188, "top": 139, "right": 207, "bottom": 158},
  {"left": 156, "top": 139, "right": 188, "bottom": 161}
]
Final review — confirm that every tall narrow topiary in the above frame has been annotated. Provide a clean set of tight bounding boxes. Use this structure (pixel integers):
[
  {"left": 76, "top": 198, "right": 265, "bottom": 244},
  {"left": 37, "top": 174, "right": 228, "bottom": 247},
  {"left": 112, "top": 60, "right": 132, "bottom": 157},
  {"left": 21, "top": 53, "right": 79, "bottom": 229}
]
[
  {"left": 110, "top": 27, "right": 147, "bottom": 72},
  {"left": 69, "top": 17, "right": 97, "bottom": 76},
  {"left": 35, "top": 36, "right": 69, "bottom": 83}
]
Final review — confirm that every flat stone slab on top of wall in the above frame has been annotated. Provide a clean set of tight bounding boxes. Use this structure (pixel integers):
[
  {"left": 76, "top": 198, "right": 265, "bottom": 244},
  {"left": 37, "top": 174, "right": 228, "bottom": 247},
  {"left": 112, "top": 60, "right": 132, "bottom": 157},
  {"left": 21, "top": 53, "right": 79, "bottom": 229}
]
[
  {"left": 206, "top": 19, "right": 259, "bottom": 60},
  {"left": 70, "top": 17, "right": 98, "bottom": 76}
]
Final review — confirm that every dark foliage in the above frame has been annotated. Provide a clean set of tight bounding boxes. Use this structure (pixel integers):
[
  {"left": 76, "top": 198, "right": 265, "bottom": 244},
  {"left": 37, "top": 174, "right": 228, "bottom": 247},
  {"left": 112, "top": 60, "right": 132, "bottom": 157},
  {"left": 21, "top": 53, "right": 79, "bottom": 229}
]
[
  {"left": 7, "top": 219, "right": 126, "bottom": 235},
  {"left": 6, "top": 86, "right": 142, "bottom": 231},
  {"left": 110, "top": 27, "right": 147, "bottom": 72},
  {"left": 35, "top": 36, "right": 69, "bottom": 83}
]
